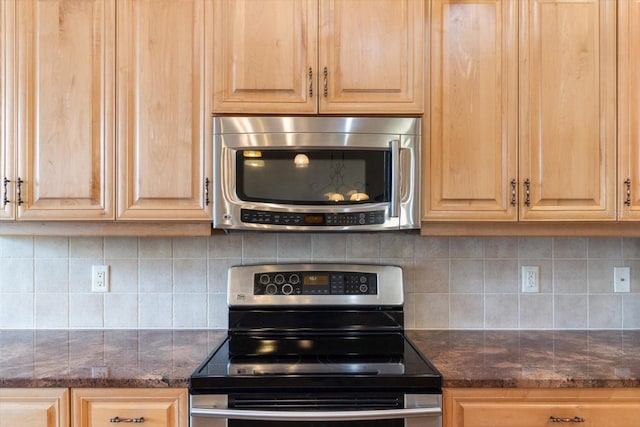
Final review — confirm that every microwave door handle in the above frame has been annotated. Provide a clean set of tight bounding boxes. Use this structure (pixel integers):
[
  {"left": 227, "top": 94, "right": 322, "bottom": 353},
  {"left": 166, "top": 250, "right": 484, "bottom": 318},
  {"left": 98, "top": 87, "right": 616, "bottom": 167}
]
[
  {"left": 191, "top": 406, "right": 442, "bottom": 421},
  {"left": 390, "top": 139, "right": 400, "bottom": 218}
]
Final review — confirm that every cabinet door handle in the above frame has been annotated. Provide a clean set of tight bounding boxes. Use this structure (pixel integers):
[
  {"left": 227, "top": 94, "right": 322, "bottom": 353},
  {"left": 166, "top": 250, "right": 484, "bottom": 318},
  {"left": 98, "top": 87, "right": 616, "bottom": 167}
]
[
  {"left": 308, "top": 67, "right": 313, "bottom": 97},
  {"left": 323, "top": 66, "right": 328, "bottom": 97},
  {"left": 625, "top": 178, "right": 632, "bottom": 206},
  {"left": 2, "top": 177, "right": 9, "bottom": 207},
  {"left": 510, "top": 179, "right": 517, "bottom": 206},
  {"left": 549, "top": 416, "right": 585, "bottom": 423},
  {"left": 109, "top": 416, "right": 145, "bottom": 423},
  {"left": 205, "top": 177, "right": 210, "bottom": 206},
  {"left": 16, "top": 177, "right": 24, "bottom": 206},
  {"left": 524, "top": 179, "right": 531, "bottom": 207}
]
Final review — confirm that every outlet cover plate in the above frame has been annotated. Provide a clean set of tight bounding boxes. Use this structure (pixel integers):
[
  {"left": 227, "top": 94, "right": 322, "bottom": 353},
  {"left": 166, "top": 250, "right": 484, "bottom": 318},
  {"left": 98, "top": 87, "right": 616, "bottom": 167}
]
[
  {"left": 91, "top": 265, "right": 110, "bottom": 292},
  {"left": 614, "top": 267, "right": 631, "bottom": 293},
  {"left": 522, "top": 266, "right": 540, "bottom": 293}
]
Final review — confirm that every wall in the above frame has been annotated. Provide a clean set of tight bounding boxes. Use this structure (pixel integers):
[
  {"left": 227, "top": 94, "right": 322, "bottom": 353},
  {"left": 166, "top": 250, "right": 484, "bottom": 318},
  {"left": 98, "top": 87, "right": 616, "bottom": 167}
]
[{"left": 1, "top": 233, "right": 639, "bottom": 330}]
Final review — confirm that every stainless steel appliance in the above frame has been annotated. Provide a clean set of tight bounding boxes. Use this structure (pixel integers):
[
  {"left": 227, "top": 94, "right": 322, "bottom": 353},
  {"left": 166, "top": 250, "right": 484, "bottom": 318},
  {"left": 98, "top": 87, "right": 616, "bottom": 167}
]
[
  {"left": 190, "top": 264, "right": 442, "bottom": 427},
  {"left": 213, "top": 116, "right": 421, "bottom": 231}
]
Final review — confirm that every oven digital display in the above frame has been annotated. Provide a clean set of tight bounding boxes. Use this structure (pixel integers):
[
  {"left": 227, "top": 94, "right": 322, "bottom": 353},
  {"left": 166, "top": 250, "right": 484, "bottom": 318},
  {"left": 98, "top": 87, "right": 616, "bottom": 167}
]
[
  {"left": 304, "top": 214, "right": 325, "bottom": 224},
  {"left": 303, "top": 274, "right": 329, "bottom": 286}
]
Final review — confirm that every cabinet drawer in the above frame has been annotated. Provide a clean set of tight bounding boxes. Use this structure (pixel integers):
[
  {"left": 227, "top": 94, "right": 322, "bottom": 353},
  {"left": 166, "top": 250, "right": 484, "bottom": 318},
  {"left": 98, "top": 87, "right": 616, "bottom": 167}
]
[
  {"left": 459, "top": 401, "right": 640, "bottom": 426},
  {"left": 0, "top": 388, "right": 68, "bottom": 427},
  {"left": 72, "top": 388, "right": 187, "bottom": 427}
]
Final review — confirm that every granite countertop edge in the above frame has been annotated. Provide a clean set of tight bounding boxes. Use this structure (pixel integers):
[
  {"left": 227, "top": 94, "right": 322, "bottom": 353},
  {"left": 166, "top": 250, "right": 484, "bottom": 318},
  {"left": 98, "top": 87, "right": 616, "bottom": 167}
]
[{"left": 2, "top": 329, "right": 640, "bottom": 389}]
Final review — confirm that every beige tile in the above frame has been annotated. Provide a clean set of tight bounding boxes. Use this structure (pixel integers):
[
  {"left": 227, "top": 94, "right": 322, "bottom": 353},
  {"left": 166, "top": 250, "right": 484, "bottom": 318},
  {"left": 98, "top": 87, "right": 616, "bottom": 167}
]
[
  {"left": 0, "top": 293, "right": 34, "bottom": 328},
  {"left": 0, "top": 259, "right": 34, "bottom": 293},
  {"left": 139, "top": 259, "right": 172, "bottom": 292},
  {"left": 346, "top": 234, "right": 380, "bottom": 259},
  {"left": 139, "top": 237, "right": 172, "bottom": 258},
  {"left": 380, "top": 234, "right": 415, "bottom": 259},
  {"left": 554, "top": 294, "right": 587, "bottom": 329},
  {"left": 484, "top": 259, "right": 518, "bottom": 293},
  {"left": 209, "top": 233, "right": 243, "bottom": 258},
  {"left": 173, "top": 237, "right": 207, "bottom": 258},
  {"left": 588, "top": 295, "right": 622, "bottom": 329},
  {"left": 69, "top": 258, "right": 102, "bottom": 293},
  {"left": 139, "top": 293, "right": 172, "bottom": 328},
  {"left": 69, "top": 237, "right": 104, "bottom": 259},
  {"left": 518, "top": 237, "right": 552, "bottom": 259},
  {"left": 450, "top": 237, "right": 483, "bottom": 258},
  {"left": 104, "top": 293, "right": 138, "bottom": 328},
  {"left": 277, "top": 234, "right": 312, "bottom": 260},
  {"left": 519, "top": 294, "right": 553, "bottom": 329},
  {"left": 623, "top": 295, "right": 640, "bottom": 328},
  {"left": 69, "top": 293, "right": 104, "bottom": 328},
  {"left": 35, "top": 237, "right": 68, "bottom": 258},
  {"left": 588, "top": 259, "right": 619, "bottom": 293},
  {"left": 242, "top": 233, "right": 277, "bottom": 258},
  {"left": 0, "top": 236, "right": 34, "bottom": 258},
  {"left": 413, "top": 259, "right": 449, "bottom": 293},
  {"left": 588, "top": 237, "right": 622, "bottom": 259},
  {"left": 450, "top": 294, "right": 484, "bottom": 328},
  {"left": 173, "top": 259, "right": 207, "bottom": 292},
  {"left": 450, "top": 259, "right": 483, "bottom": 293},
  {"left": 104, "top": 237, "right": 138, "bottom": 259},
  {"left": 622, "top": 238, "right": 640, "bottom": 259},
  {"left": 553, "top": 238, "right": 587, "bottom": 259},
  {"left": 414, "top": 293, "right": 449, "bottom": 329},
  {"left": 312, "top": 234, "right": 347, "bottom": 260},
  {"left": 485, "top": 294, "right": 518, "bottom": 328},
  {"left": 209, "top": 258, "right": 241, "bottom": 293},
  {"left": 208, "top": 294, "right": 228, "bottom": 328},
  {"left": 173, "top": 293, "right": 207, "bottom": 328},
  {"left": 106, "top": 259, "right": 138, "bottom": 293},
  {"left": 414, "top": 237, "right": 449, "bottom": 259},
  {"left": 35, "top": 293, "right": 68, "bottom": 328},
  {"left": 35, "top": 259, "right": 69, "bottom": 292},
  {"left": 553, "top": 260, "right": 587, "bottom": 294},
  {"left": 484, "top": 238, "right": 517, "bottom": 259}
]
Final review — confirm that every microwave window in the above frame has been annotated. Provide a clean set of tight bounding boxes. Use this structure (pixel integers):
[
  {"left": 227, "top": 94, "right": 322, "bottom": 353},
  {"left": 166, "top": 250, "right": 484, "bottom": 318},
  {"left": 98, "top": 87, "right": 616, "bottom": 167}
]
[{"left": 237, "top": 150, "right": 390, "bottom": 205}]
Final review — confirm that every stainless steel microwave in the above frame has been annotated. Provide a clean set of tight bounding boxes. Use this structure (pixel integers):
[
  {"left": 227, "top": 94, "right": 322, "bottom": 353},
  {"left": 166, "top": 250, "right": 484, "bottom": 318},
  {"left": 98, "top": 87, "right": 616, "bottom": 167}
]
[{"left": 213, "top": 116, "right": 420, "bottom": 231}]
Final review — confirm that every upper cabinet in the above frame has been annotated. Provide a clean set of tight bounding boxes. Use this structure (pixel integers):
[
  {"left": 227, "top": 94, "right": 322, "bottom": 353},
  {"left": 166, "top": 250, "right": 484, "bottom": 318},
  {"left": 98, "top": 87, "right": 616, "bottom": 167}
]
[
  {"left": 424, "top": 0, "right": 617, "bottom": 223},
  {"left": 519, "top": 0, "right": 616, "bottom": 221},
  {"left": 4, "top": 0, "right": 115, "bottom": 221},
  {"left": 116, "top": 0, "right": 213, "bottom": 221},
  {"left": 213, "top": 0, "right": 425, "bottom": 114}
]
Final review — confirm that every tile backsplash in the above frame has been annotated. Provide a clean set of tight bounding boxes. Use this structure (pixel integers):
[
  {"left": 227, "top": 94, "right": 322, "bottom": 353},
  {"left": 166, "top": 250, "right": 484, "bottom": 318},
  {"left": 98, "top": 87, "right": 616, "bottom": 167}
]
[{"left": 1, "top": 233, "right": 639, "bottom": 330}]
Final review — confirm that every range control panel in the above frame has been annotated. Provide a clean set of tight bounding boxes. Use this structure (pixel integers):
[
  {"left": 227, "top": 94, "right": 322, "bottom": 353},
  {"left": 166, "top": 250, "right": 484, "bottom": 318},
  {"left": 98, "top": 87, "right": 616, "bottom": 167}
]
[{"left": 253, "top": 271, "right": 378, "bottom": 296}]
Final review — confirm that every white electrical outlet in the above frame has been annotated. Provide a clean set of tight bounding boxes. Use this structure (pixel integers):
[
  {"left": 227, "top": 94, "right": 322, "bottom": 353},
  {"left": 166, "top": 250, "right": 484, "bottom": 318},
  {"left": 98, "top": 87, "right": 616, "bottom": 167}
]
[
  {"left": 614, "top": 267, "right": 631, "bottom": 293},
  {"left": 91, "top": 265, "right": 110, "bottom": 292},
  {"left": 521, "top": 266, "right": 539, "bottom": 293}
]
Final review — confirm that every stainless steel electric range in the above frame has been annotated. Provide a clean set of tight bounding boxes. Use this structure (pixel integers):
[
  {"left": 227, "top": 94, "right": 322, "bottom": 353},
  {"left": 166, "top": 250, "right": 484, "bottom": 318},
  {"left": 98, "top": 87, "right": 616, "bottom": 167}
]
[{"left": 190, "top": 264, "right": 442, "bottom": 427}]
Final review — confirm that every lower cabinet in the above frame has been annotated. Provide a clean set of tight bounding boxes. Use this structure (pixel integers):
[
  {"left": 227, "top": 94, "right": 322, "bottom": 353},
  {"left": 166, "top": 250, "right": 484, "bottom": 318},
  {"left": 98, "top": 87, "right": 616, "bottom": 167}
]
[
  {"left": 72, "top": 388, "right": 188, "bottom": 427},
  {"left": 0, "top": 388, "right": 69, "bottom": 427},
  {"left": 445, "top": 388, "right": 640, "bottom": 427}
]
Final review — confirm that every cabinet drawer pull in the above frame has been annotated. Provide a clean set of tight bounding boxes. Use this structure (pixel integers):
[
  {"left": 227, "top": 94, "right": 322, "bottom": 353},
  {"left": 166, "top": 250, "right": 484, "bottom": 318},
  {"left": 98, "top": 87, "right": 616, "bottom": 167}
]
[
  {"left": 109, "top": 416, "right": 145, "bottom": 423},
  {"left": 625, "top": 178, "right": 632, "bottom": 206},
  {"left": 510, "top": 179, "right": 517, "bottom": 206},
  {"left": 323, "top": 66, "right": 328, "bottom": 97},
  {"left": 16, "top": 177, "right": 24, "bottom": 206},
  {"left": 524, "top": 178, "right": 531, "bottom": 207},
  {"left": 205, "top": 177, "right": 210, "bottom": 206},
  {"left": 549, "top": 416, "right": 585, "bottom": 423},
  {"left": 2, "top": 177, "right": 9, "bottom": 207},
  {"left": 308, "top": 67, "right": 313, "bottom": 97}
]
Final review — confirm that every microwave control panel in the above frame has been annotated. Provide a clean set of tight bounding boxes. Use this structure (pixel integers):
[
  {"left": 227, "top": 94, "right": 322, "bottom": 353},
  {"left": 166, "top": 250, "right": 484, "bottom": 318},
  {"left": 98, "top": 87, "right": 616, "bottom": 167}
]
[
  {"left": 253, "top": 271, "right": 378, "bottom": 296},
  {"left": 240, "top": 209, "right": 385, "bottom": 226}
]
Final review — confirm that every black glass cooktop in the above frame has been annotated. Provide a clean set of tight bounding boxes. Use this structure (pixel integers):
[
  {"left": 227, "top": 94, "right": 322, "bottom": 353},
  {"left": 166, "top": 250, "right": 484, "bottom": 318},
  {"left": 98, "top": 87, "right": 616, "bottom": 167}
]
[{"left": 190, "top": 332, "right": 442, "bottom": 394}]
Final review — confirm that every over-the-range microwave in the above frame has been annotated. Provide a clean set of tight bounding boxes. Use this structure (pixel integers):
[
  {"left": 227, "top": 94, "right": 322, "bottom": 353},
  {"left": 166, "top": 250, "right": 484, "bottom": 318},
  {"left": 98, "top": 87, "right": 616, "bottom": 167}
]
[{"left": 213, "top": 116, "right": 420, "bottom": 231}]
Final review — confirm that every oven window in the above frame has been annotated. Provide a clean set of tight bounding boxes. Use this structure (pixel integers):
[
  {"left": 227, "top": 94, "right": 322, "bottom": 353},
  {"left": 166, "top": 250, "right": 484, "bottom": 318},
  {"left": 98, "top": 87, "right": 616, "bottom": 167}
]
[
  {"left": 237, "top": 150, "right": 390, "bottom": 205},
  {"left": 230, "top": 421, "right": 402, "bottom": 427}
]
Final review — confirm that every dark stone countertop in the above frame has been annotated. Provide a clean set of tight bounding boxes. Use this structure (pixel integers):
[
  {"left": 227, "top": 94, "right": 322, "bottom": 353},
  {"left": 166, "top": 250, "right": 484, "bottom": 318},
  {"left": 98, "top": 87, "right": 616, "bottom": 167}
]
[{"left": 2, "top": 329, "right": 640, "bottom": 389}]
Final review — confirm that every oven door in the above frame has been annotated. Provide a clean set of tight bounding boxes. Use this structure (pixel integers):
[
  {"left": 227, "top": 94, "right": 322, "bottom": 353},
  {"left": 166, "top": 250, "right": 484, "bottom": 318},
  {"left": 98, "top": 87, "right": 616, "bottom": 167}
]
[{"left": 191, "top": 394, "right": 442, "bottom": 427}]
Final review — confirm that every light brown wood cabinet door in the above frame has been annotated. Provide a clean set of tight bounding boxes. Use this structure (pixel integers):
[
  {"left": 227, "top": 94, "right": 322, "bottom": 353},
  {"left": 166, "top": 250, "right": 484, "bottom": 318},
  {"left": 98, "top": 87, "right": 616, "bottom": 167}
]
[
  {"left": 213, "top": 0, "right": 317, "bottom": 114},
  {"left": 14, "top": 0, "right": 115, "bottom": 220},
  {"left": 424, "top": 0, "right": 517, "bottom": 221},
  {"left": 519, "top": 0, "right": 616, "bottom": 221},
  {"left": 73, "top": 388, "right": 187, "bottom": 427},
  {"left": 319, "top": 0, "right": 424, "bottom": 114},
  {"left": 619, "top": 0, "right": 640, "bottom": 220},
  {"left": 117, "top": 0, "right": 213, "bottom": 220},
  {"left": 446, "top": 388, "right": 640, "bottom": 427},
  {"left": 0, "top": 388, "right": 69, "bottom": 427},
  {"left": 0, "top": 0, "right": 14, "bottom": 220}
]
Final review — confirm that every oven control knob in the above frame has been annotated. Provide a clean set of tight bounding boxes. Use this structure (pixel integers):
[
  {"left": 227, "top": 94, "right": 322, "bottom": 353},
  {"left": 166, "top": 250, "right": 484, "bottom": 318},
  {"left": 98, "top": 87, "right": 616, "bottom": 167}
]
[
  {"left": 289, "top": 274, "right": 300, "bottom": 285},
  {"left": 282, "top": 283, "right": 294, "bottom": 295},
  {"left": 265, "top": 284, "right": 278, "bottom": 295},
  {"left": 259, "top": 274, "right": 271, "bottom": 285},
  {"left": 274, "top": 274, "right": 286, "bottom": 285},
  {"left": 359, "top": 276, "right": 367, "bottom": 283},
  {"left": 359, "top": 284, "right": 369, "bottom": 293}
]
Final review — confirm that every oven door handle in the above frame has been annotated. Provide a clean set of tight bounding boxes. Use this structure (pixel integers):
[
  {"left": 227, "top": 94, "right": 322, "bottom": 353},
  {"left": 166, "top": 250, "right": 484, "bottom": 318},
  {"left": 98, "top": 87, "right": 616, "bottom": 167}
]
[{"left": 190, "top": 406, "right": 441, "bottom": 421}]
